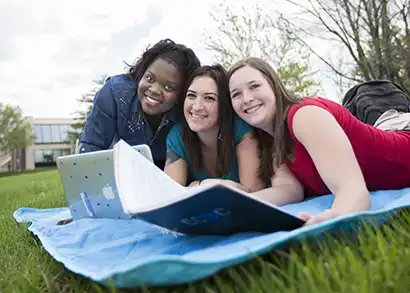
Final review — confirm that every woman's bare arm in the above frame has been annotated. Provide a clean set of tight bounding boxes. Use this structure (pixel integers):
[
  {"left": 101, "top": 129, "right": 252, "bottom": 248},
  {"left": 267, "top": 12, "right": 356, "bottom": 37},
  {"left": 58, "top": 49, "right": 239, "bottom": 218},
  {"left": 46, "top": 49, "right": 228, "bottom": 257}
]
[
  {"left": 164, "top": 149, "right": 188, "bottom": 186},
  {"left": 236, "top": 132, "right": 266, "bottom": 192},
  {"left": 292, "top": 105, "right": 370, "bottom": 222},
  {"left": 252, "top": 163, "right": 304, "bottom": 206}
]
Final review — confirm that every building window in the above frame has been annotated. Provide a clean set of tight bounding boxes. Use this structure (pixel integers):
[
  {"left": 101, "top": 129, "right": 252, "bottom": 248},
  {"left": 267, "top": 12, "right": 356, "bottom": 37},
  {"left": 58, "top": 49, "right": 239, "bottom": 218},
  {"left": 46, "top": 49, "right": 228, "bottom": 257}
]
[
  {"left": 34, "top": 125, "right": 43, "bottom": 143},
  {"left": 42, "top": 125, "right": 52, "bottom": 143},
  {"left": 51, "top": 125, "right": 61, "bottom": 143},
  {"left": 35, "top": 150, "right": 43, "bottom": 163},
  {"left": 33, "top": 124, "right": 73, "bottom": 144},
  {"left": 35, "top": 148, "right": 71, "bottom": 167},
  {"left": 60, "top": 125, "right": 70, "bottom": 142}
]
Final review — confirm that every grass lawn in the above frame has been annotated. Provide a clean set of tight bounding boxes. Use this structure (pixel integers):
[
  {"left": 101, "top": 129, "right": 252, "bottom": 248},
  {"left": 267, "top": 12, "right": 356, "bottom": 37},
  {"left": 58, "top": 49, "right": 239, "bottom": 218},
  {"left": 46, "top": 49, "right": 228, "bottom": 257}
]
[{"left": 1, "top": 169, "right": 410, "bottom": 292}]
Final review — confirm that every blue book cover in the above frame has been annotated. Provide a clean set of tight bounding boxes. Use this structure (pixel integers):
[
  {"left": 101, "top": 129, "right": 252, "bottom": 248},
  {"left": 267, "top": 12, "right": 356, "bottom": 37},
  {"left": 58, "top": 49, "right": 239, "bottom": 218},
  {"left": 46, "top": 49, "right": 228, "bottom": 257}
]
[{"left": 113, "top": 140, "right": 305, "bottom": 235}]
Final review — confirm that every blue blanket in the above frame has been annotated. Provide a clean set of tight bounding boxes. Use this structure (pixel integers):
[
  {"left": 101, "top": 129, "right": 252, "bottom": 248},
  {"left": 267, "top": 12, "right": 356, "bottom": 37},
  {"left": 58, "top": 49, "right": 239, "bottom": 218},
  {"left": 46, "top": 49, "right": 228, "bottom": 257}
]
[{"left": 14, "top": 188, "right": 410, "bottom": 288}]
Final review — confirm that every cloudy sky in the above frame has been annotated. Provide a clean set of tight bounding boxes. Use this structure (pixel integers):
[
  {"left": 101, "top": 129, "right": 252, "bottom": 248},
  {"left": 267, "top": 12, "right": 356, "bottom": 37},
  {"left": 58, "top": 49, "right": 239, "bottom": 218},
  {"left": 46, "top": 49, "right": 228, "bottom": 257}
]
[{"left": 1, "top": 0, "right": 340, "bottom": 118}]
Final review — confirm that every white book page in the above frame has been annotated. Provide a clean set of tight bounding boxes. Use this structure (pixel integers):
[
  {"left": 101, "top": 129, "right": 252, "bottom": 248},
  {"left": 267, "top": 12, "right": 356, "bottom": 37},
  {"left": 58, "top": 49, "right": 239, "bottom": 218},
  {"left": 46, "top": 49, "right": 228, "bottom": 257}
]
[{"left": 114, "top": 140, "right": 186, "bottom": 213}]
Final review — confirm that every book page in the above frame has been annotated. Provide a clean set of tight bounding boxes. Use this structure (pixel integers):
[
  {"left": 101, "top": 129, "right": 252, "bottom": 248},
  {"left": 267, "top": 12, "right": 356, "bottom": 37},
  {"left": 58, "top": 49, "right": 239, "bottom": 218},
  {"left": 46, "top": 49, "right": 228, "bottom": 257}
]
[{"left": 114, "top": 140, "right": 186, "bottom": 213}]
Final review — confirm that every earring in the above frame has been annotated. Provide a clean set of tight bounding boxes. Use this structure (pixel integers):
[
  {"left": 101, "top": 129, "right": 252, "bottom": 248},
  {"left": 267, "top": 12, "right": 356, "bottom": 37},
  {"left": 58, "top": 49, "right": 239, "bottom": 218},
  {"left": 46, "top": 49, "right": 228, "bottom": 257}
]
[{"left": 217, "top": 132, "right": 222, "bottom": 140}]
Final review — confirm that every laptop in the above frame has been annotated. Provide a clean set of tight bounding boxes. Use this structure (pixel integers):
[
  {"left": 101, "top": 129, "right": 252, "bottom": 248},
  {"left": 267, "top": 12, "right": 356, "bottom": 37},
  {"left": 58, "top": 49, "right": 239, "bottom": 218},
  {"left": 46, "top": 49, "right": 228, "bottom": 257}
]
[{"left": 56, "top": 145, "right": 153, "bottom": 220}]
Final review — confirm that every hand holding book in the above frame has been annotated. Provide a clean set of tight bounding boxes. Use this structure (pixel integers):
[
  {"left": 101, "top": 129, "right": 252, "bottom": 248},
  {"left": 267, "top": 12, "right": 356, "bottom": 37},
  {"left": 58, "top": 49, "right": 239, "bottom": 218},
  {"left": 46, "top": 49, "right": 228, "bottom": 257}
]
[{"left": 200, "top": 179, "right": 250, "bottom": 193}]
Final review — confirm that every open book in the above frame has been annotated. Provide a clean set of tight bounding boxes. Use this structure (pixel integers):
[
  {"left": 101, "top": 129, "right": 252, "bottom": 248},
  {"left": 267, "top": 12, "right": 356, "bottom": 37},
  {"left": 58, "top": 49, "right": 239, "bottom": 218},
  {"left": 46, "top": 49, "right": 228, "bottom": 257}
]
[{"left": 113, "top": 140, "right": 305, "bottom": 235}]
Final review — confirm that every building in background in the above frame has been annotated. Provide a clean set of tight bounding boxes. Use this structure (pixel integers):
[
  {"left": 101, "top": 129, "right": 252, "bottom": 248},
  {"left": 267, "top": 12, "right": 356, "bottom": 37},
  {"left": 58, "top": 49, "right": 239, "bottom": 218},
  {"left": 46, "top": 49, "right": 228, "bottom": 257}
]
[
  {"left": 26, "top": 117, "right": 78, "bottom": 170},
  {"left": 0, "top": 117, "right": 78, "bottom": 172}
]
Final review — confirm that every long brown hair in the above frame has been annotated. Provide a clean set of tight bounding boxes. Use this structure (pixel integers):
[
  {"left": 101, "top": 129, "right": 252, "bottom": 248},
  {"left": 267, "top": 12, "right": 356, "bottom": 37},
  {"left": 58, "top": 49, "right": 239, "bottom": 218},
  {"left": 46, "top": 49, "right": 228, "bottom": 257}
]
[
  {"left": 182, "top": 64, "right": 235, "bottom": 176},
  {"left": 228, "top": 57, "right": 302, "bottom": 182}
]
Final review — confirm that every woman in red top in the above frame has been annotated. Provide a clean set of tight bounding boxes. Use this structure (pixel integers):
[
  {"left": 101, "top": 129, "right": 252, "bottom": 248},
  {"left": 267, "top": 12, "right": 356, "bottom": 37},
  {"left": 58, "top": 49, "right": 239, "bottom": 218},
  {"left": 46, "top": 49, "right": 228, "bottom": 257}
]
[{"left": 228, "top": 57, "right": 410, "bottom": 226}]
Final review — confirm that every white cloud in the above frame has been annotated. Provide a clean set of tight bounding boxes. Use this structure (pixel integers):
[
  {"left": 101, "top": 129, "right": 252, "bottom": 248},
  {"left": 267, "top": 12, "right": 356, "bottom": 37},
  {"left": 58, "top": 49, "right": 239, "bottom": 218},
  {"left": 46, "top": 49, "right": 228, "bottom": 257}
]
[
  {"left": 0, "top": 0, "right": 342, "bottom": 119},
  {"left": 0, "top": 0, "right": 168, "bottom": 118}
]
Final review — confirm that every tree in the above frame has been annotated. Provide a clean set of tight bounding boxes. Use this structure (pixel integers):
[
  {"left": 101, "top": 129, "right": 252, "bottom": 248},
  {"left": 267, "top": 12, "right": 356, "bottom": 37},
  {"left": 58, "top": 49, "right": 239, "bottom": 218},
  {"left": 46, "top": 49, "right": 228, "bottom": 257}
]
[
  {"left": 69, "top": 74, "right": 108, "bottom": 143},
  {"left": 279, "top": 0, "right": 410, "bottom": 94},
  {"left": 0, "top": 103, "right": 33, "bottom": 152},
  {"left": 202, "top": 3, "right": 320, "bottom": 96}
]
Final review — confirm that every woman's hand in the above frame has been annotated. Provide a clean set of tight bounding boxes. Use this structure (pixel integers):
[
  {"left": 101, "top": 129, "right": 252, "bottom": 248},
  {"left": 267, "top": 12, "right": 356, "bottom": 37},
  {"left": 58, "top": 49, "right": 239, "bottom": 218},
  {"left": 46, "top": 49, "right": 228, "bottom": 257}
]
[
  {"left": 299, "top": 209, "right": 340, "bottom": 226},
  {"left": 199, "top": 178, "right": 222, "bottom": 186},
  {"left": 200, "top": 179, "right": 250, "bottom": 192},
  {"left": 188, "top": 180, "right": 201, "bottom": 187}
]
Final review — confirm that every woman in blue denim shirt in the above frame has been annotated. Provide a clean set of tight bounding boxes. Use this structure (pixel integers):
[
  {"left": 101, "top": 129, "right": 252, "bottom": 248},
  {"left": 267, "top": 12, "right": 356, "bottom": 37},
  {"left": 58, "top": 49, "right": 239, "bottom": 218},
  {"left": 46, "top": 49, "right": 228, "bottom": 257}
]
[{"left": 78, "top": 39, "right": 201, "bottom": 169}]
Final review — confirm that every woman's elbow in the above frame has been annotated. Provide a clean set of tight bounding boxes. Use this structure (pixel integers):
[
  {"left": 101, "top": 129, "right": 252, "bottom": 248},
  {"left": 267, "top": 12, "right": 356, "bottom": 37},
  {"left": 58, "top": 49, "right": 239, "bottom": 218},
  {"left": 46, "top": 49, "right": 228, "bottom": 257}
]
[
  {"left": 290, "top": 184, "right": 305, "bottom": 203},
  {"left": 241, "top": 178, "right": 266, "bottom": 193},
  {"left": 276, "top": 183, "right": 304, "bottom": 205}
]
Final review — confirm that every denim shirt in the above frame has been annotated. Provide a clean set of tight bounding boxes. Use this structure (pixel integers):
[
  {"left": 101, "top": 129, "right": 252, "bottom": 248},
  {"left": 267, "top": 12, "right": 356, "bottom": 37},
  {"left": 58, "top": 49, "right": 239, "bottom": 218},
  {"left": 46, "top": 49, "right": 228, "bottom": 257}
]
[{"left": 79, "top": 74, "right": 181, "bottom": 169}]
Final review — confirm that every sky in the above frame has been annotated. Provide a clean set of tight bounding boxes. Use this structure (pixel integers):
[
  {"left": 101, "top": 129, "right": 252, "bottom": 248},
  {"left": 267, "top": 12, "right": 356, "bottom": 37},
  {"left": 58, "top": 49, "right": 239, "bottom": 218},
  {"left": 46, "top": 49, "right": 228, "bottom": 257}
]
[{"left": 0, "top": 0, "right": 342, "bottom": 119}]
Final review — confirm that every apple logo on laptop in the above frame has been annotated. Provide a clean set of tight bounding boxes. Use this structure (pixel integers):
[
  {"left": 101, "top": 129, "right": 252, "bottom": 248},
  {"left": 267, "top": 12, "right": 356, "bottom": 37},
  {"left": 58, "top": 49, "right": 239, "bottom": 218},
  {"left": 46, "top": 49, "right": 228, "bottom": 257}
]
[{"left": 102, "top": 184, "right": 115, "bottom": 200}]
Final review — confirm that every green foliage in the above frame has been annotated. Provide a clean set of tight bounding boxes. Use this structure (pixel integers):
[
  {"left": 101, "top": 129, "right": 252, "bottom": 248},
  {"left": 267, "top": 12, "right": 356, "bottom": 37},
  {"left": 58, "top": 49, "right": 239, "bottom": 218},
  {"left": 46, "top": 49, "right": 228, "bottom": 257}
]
[
  {"left": 275, "top": 41, "right": 320, "bottom": 97},
  {"left": 202, "top": 3, "right": 320, "bottom": 96},
  {"left": 0, "top": 103, "right": 33, "bottom": 151},
  {"left": 69, "top": 74, "right": 108, "bottom": 143},
  {"left": 281, "top": 0, "right": 410, "bottom": 94},
  {"left": 356, "top": 31, "right": 410, "bottom": 93}
]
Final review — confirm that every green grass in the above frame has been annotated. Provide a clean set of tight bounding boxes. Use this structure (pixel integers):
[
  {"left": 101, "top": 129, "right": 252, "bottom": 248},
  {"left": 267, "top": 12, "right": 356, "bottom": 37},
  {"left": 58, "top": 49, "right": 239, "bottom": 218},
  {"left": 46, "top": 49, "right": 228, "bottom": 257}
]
[{"left": 2, "top": 170, "right": 410, "bottom": 292}]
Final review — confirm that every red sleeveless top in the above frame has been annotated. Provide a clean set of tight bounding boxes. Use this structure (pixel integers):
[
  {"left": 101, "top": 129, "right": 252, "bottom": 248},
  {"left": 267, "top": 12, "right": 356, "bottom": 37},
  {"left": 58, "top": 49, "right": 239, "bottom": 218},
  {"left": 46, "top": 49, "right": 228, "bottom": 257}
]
[{"left": 285, "top": 97, "right": 410, "bottom": 197}]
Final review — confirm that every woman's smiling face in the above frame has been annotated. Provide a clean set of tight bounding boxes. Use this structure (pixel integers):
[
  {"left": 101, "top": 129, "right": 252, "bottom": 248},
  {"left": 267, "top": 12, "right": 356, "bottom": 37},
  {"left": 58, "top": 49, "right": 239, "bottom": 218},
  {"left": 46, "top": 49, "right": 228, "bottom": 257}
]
[
  {"left": 229, "top": 65, "right": 276, "bottom": 132},
  {"left": 183, "top": 75, "right": 219, "bottom": 134},
  {"left": 137, "top": 58, "right": 182, "bottom": 117}
]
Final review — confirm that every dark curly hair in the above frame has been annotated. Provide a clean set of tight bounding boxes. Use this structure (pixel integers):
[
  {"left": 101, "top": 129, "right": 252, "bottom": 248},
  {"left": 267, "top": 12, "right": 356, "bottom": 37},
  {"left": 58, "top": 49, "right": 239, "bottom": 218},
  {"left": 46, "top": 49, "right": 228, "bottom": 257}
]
[{"left": 126, "top": 39, "right": 201, "bottom": 103}]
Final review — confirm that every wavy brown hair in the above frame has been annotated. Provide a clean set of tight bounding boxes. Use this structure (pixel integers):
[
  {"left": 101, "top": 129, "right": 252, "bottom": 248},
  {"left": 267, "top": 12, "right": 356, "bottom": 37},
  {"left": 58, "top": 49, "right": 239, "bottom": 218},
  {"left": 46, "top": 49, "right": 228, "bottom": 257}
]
[
  {"left": 182, "top": 64, "right": 236, "bottom": 177},
  {"left": 228, "top": 57, "right": 302, "bottom": 182}
]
